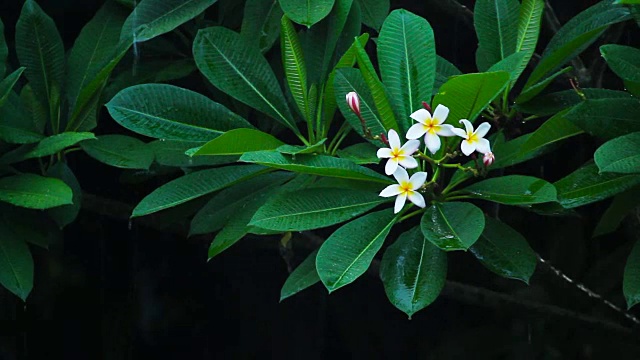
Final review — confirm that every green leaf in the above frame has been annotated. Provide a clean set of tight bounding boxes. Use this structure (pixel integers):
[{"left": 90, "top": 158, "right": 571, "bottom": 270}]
[
  {"left": 626, "top": 80, "right": 640, "bottom": 97},
  {"left": 421, "top": 202, "right": 485, "bottom": 251},
  {"left": 463, "top": 175, "right": 557, "bottom": 205},
  {"left": 0, "top": 19, "right": 7, "bottom": 77},
  {"left": 378, "top": 10, "right": 436, "bottom": 121},
  {"left": 15, "top": 0, "right": 64, "bottom": 124},
  {"left": 193, "top": 27, "right": 298, "bottom": 132},
  {"left": 355, "top": 0, "right": 389, "bottom": 31},
  {"left": 80, "top": 134, "right": 154, "bottom": 170},
  {"left": 513, "top": 0, "right": 544, "bottom": 86},
  {"left": 516, "top": 88, "right": 632, "bottom": 116},
  {"left": 593, "top": 186, "right": 640, "bottom": 237},
  {"left": 280, "top": 249, "right": 321, "bottom": 301},
  {"left": 525, "top": 1, "right": 630, "bottom": 88},
  {"left": 616, "top": 0, "right": 640, "bottom": 3},
  {"left": 434, "top": 56, "right": 462, "bottom": 95},
  {"left": 120, "top": 0, "right": 217, "bottom": 43},
  {"left": 601, "top": 44, "right": 640, "bottom": 82},
  {"left": 0, "top": 174, "right": 72, "bottom": 210},
  {"left": 0, "top": 216, "right": 33, "bottom": 301},
  {"left": 241, "top": 0, "right": 283, "bottom": 53},
  {"left": 20, "top": 85, "right": 47, "bottom": 134},
  {"left": 107, "top": 84, "right": 252, "bottom": 141},
  {"left": 132, "top": 164, "right": 266, "bottom": 217},
  {"left": 278, "top": 0, "right": 335, "bottom": 27},
  {"left": 624, "top": 240, "right": 640, "bottom": 309},
  {"left": 190, "top": 172, "right": 292, "bottom": 236},
  {"left": 149, "top": 140, "right": 237, "bottom": 167},
  {"left": 516, "top": 66, "right": 572, "bottom": 104},
  {"left": 194, "top": 128, "right": 284, "bottom": 156},
  {"left": 46, "top": 162, "right": 82, "bottom": 229},
  {"left": 469, "top": 216, "right": 536, "bottom": 283},
  {"left": 317, "top": 209, "right": 396, "bottom": 292},
  {"left": 595, "top": 132, "right": 640, "bottom": 174},
  {"left": 240, "top": 150, "right": 392, "bottom": 183},
  {"left": 281, "top": 16, "right": 310, "bottom": 121},
  {"left": 565, "top": 98, "right": 640, "bottom": 141},
  {"left": 0, "top": 68, "right": 26, "bottom": 107},
  {"left": 474, "top": 0, "right": 520, "bottom": 70},
  {"left": 432, "top": 72, "right": 510, "bottom": 124},
  {"left": 277, "top": 138, "right": 326, "bottom": 155},
  {"left": 66, "top": 2, "right": 128, "bottom": 119},
  {"left": 487, "top": 51, "right": 527, "bottom": 85},
  {"left": 518, "top": 109, "right": 582, "bottom": 156},
  {"left": 0, "top": 132, "right": 96, "bottom": 164},
  {"left": 333, "top": 68, "right": 387, "bottom": 144},
  {"left": 380, "top": 226, "right": 447, "bottom": 318},
  {"left": 336, "top": 142, "right": 380, "bottom": 164},
  {"left": 555, "top": 163, "right": 640, "bottom": 208},
  {"left": 250, "top": 187, "right": 385, "bottom": 231}
]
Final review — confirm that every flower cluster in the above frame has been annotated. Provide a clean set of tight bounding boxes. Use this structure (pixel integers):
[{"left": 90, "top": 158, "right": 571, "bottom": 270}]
[{"left": 345, "top": 92, "right": 495, "bottom": 214}]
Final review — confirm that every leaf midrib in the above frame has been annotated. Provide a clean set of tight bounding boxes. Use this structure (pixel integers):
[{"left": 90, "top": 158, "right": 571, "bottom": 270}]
[{"left": 253, "top": 198, "right": 384, "bottom": 224}]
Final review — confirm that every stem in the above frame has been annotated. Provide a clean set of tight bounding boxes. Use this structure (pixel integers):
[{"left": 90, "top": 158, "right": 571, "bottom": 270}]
[
  {"left": 329, "top": 127, "right": 351, "bottom": 155},
  {"left": 399, "top": 208, "right": 424, "bottom": 222},
  {"left": 327, "top": 122, "right": 350, "bottom": 154},
  {"left": 444, "top": 195, "right": 472, "bottom": 201}
]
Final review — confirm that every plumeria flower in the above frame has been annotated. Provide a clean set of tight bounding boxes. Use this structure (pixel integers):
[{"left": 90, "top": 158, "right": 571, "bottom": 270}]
[
  {"left": 451, "top": 119, "right": 491, "bottom": 156},
  {"left": 406, "top": 104, "right": 456, "bottom": 154},
  {"left": 379, "top": 167, "right": 427, "bottom": 214},
  {"left": 345, "top": 92, "right": 361, "bottom": 117},
  {"left": 483, "top": 152, "right": 495, "bottom": 167},
  {"left": 376, "top": 129, "right": 420, "bottom": 175}
]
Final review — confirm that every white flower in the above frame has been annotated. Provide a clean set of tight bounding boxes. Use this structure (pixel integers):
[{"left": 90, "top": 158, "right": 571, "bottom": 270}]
[
  {"left": 376, "top": 129, "right": 420, "bottom": 175},
  {"left": 451, "top": 119, "right": 491, "bottom": 156},
  {"left": 406, "top": 104, "right": 456, "bottom": 154},
  {"left": 379, "top": 167, "right": 427, "bottom": 214},
  {"left": 483, "top": 152, "right": 495, "bottom": 167}
]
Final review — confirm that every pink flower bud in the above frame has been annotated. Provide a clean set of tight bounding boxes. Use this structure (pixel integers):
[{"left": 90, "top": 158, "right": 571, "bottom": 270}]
[
  {"left": 483, "top": 152, "right": 495, "bottom": 167},
  {"left": 421, "top": 101, "right": 431, "bottom": 112},
  {"left": 346, "top": 92, "right": 361, "bottom": 117}
]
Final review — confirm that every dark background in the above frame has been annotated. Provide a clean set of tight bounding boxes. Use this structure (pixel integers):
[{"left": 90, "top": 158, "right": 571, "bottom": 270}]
[{"left": 1, "top": 0, "right": 640, "bottom": 358}]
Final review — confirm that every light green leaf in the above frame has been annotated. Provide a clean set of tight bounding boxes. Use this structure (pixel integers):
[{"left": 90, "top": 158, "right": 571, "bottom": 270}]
[
  {"left": 317, "top": 209, "right": 396, "bottom": 292},
  {"left": 277, "top": 138, "right": 326, "bottom": 155},
  {"left": 281, "top": 16, "right": 310, "bottom": 121},
  {"left": 601, "top": 44, "right": 640, "bottom": 82},
  {"left": 380, "top": 226, "right": 447, "bottom": 318},
  {"left": 555, "top": 163, "right": 640, "bottom": 208},
  {"left": 107, "top": 84, "right": 252, "bottom": 141},
  {"left": 513, "top": 0, "right": 544, "bottom": 86},
  {"left": 194, "top": 128, "right": 284, "bottom": 156},
  {"left": 463, "top": 175, "right": 557, "bottom": 205},
  {"left": 278, "top": 0, "right": 335, "bottom": 27},
  {"left": 593, "top": 186, "right": 640, "bottom": 237},
  {"left": 193, "top": 27, "right": 298, "bottom": 132},
  {"left": 0, "top": 216, "right": 33, "bottom": 301},
  {"left": 132, "top": 164, "right": 266, "bottom": 217},
  {"left": 474, "top": 0, "right": 520, "bottom": 70},
  {"left": 0, "top": 174, "right": 72, "bottom": 210},
  {"left": 120, "top": 0, "right": 217, "bottom": 43},
  {"left": 595, "top": 132, "right": 640, "bottom": 174},
  {"left": 565, "top": 98, "right": 640, "bottom": 141},
  {"left": 421, "top": 202, "right": 485, "bottom": 251},
  {"left": 432, "top": 71, "right": 510, "bottom": 124},
  {"left": 336, "top": 142, "right": 379, "bottom": 164},
  {"left": 250, "top": 187, "right": 386, "bottom": 231},
  {"left": 15, "top": 0, "right": 64, "bottom": 127},
  {"left": 487, "top": 51, "right": 527, "bottom": 85},
  {"left": 624, "top": 240, "right": 640, "bottom": 309},
  {"left": 0, "top": 132, "right": 95, "bottom": 164},
  {"left": 518, "top": 109, "right": 582, "bottom": 156},
  {"left": 280, "top": 249, "right": 321, "bottom": 301},
  {"left": 46, "top": 162, "right": 82, "bottom": 229},
  {"left": 378, "top": 9, "right": 436, "bottom": 121},
  {"left": 149, "top": 140, "right": 238, "bottom": 167},
  {"left": 241, "top": 0, "right": 283, "bottom": 53},
  {"left": 0, "top": 68, "right": 26, "bottom": 107},
  {"left": 470, "top": 216, "right": 537, "bottom": 283},
  {"left": 355, "top": 0, "right": 389, "bottom": 31},
  {"left": 240, "top": 150, "right": 392, "bottom": 183},
  {"left": 81, "top": 134, "right": 154, "bottom": 170}
]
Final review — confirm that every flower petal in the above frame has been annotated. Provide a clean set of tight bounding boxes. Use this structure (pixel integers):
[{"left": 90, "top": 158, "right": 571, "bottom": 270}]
[
  {"left": 385, "top": 158, "right": 399, "bottom": 175},
  {"left": 407, "top": 191, "right": 426, "bottom": 208},
  {"left": 436, "top": 124, "right": 456, "bottom": 137},
  {"left": 433, "top": 104, "right": 449, "bottom": 124},
  {"left": 460, "top": 140, "right": 475, "bottom": 156},
  {"left": 400, "top": 139, "right": 421, "bottom": 154},
  {"left": 476, "top": 138, "right": 491, "bottom": 154},
  {"left": 388, "top": 129, "right": 401, "bottom": 149},
  {"left": 459, "top": 119, "right": 473, "bottom": 134},
  {"left": 425, "top": 132, "right": 442, "bottom": 154},
  {"left": 398, "top": 156, "right": 418, "bottom": 169},
  {"left": 379, "top": 184, "right": 403, "bottom": 197},
  {"left": 406, "top": 123, "right": 427, "bottom": 139},
  {"left": 451, "top": 127, "right": 466, "bottom": 138},
  {"left": 392, "top": 166, "right": 410, "bottom": 183},
  {"left": 409, "top": 108, "right": 432, "bottom": 124},
  {"left": 376, "top": 148, "right": 392, "bottom": 159},
  {"left": 474, "top": 122, "right": 491, "bottom": 138},
  {"left": 409, "top": 171, "right": 428, "bottom": 189},
  {"left": 394, "top": 192, "right": 407, "bottom": 214}
]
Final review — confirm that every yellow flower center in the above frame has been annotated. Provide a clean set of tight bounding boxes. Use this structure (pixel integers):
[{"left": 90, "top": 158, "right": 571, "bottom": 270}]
[
  {"left": 391, "top": 148, "right": 404, "bottom": 159},
  {"left": 466, "top": 131, "right": 478, "bottom": 143},
  {"left": 424, "top": 118, "right": 440, "bottom": 134},
  {"left": 399, "top": 181, "right": 412, "bottom": 193}
]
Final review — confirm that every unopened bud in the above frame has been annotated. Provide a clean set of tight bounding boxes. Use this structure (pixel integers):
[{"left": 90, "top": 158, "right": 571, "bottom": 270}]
[
  {"left": 483, "top": 152, "right": 495, "bottom": 167},
  {"left": 346, "top": 92, "right": 361, "bottom": 117},
  {"left": 379, "top": 132, "right": 389, "bottom": 146},
  {"left": 421, "top": 101, "right": 431, "bottom": 112}
]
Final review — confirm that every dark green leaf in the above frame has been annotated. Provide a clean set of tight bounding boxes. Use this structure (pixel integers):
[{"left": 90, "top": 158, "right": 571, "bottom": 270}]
[
  {"left": 516, "top": 88, "right": 632, "bottom": 116},
  {"left": 463, "top": 175, "right": 556, "bottom": 205},
  {"left": 0, "top": 216, "right": 33, "bottom": 301},
  {"left": 241, "top": 0, "right": 283, "bottom": 53},
  {"left": 281, "top": 16, "right": 310, "bottom": 121},
  {"left": 280, "top": 249, "right": 321, "bottom": 301},
  {"left": 593, "top": 186, "right": 640, "bottom": 237},
  {"left": 0, "top": 19, "right": 7, "bottom": 77},
  {"left": 518, "top": 109, "right": 582, "bottom": 156},
  {"left": 337, "top": 142, "right": 380, "bottom": 164},
  {"left": 81, "top": 134, "right": 154, "bottom": 170},
  {"left": 516, "top": 66, "right": 572, "bottom": 104},
  {"left": 149, "top": 140, "right": 237, "bottom": 167},
  {"left": 474, "top": 0, "right": 520, "bottom": 70},
  {"left": 0, "top": 68, "right": 26, "bottom": 107},
  {"left": 46, "top": 162, "right": 82, "bottom": 229},
  {"left": 421, "top": 202, "right": 485, "bottom": 251},
  {"left": 0, "top": 174, "right": 72, "bottom": 209},
  {"left": 595, "top": 132, "right": 640, "bottom": 174},
  {"left": 355, "top": 0, "right": 389, "bottom": 31},
  {"left": 565, "top": 98, "right": 640, "bottom": 140},
  {"left": 601, "top": 44, "right": 640, "bottom": 82},
  {"left": 278, "top": 0, "right": 335, "bottom": 27},
  {"left": 0, "top": 132, "right": 95, "bottom": 164},
  {"left": 624, "top": 240, "right": 640, "bottom": 309},
  {"left": 434, "top": 56, "right": 462, "bottom": 95}
]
